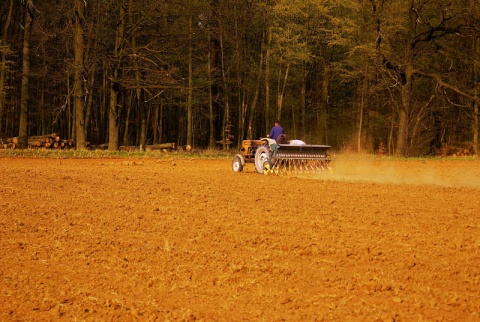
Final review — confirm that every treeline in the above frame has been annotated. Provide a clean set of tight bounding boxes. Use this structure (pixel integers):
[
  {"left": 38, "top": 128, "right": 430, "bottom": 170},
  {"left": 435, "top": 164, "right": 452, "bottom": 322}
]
[{"left": 0, "top": 0, "right": 478, "bottom": 156}]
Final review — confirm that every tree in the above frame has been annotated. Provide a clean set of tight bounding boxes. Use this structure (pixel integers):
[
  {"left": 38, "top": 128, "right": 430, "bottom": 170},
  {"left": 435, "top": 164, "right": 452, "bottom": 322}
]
[
  {"left": 108, "top": 2, "right": 126, "bottom": 151},
  {"left": 0, "top": 0, "right": 14, "bottom": 138},
  {"left": 73, "top": 0, "right": 86, "bottom": 149},
  {"left": 374, "top": 0, "right": 464, "bottom": 156},
  {"left": 18, "top": 0, "right": 34, "bottom": 148}
]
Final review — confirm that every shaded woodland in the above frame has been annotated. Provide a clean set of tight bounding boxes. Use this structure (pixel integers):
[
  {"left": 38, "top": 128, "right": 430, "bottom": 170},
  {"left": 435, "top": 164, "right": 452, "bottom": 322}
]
[{"left": 0, "top": 0, "right": 479, "bottom": 156}]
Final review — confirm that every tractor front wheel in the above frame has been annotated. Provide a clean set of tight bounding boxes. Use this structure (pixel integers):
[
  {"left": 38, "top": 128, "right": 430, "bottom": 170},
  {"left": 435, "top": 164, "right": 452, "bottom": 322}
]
[{"left": 232, "top": 154, "right": 244, "bottom": 172}]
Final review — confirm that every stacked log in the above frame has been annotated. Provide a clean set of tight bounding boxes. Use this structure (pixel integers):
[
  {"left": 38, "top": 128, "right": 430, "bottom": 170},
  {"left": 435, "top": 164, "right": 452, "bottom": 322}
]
[
  {"left": 145, "top": 143, "right": 176, "bottom": 151},
  {"left": 88, "top": 143, "right": 109, "bottom": 150},
  {"left": 0, "top": 137, "right": 19, "bottom": 149},
  {"left": 117, "top": 143, "right": 176, "bottom": 152},
  {"left": 1, "top": 137, "right": 176, "bottom": 151},
  {"left": 27, "top": 133, "right": 74, "bottom": 149},
  {"left": 88, "top": 143, "right": 176, "bottom": 151},
  {"left": 119, "top": 145, "right": 139, "bottom": 152},
  {"left": 455, "top": 148, "right": 474, "bottom": 157},
  {"left": 0, "top": 134, "right": 74, "bottom": 150},
  {"left": 435, "top": 143, "right": 475, "bottom": 157}
]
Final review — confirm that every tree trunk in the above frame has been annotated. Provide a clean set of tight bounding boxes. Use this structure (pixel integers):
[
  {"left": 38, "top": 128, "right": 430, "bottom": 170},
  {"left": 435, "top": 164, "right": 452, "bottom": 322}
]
[
  {"left": 397, "top": 64, "right": 414, "bottom": 156},
  {"left": 207, "top": 32, "right": 216, "bottom": 148},
  {"left": 108, "top": 83, "right": 119, "bottom": 150},
  {"left": 108, "top": 3, "right": 126, "bottom": 151},
  {"left": 0, "top": 0, "right": 14, "bottom": 138},
  {"left": 234, "top": 4, "right": 245, "bottom": 146},
  {"left": 74, "top": 0, "right": 86, "bottom": 149},
  {"left": 220, "top": 36, "right": 230, "bottom": 150},
  {"left": 317, "top": 65, "right": 329, "bottom": 144},
  {"left": 291, "top": 95, "right": 296, "bottom": 139},
  {"left": 239, "top": 97, "right": 246, "bottom": 144},
  {"left": 102, "top": 62, "right": 108, "bottom": 144},
  {"left": 129, "top": 0, "right": 146, "bottom": 149},
  {"left": 186, "top": 15, "right": 193, "bottom": 148},
  {"left": 84, "top": 5, "right": 99, "bottom": 144},
  {"left": 85, "top": 60, "right": 95, "bottom": 143},
  {"left": 248, "top": 23, "right": 265, "bottom": 140},
  {"left": 138, "top": 90, "right": 146, "bottom": 149},
  {"left": 18, "top": 0, "right": 34, "bottom": 148},
  {"left": 208, "top": 0, "right": 221, "bottom": 148},
  {"left": 152, "top": 102, "right": 159, "bottom": 144},
  {"left": 123, "top": 91, "right": 133, "bottom": 146},
  {"left": 158, "top": 101, "right": 163, "bottom": 143},
  {"left": 300, "top": 63, "right": 306, "bottom": 140},
  {"left": 264, "top": 26, "right": 272, "bottom": 135},
  {"left": 357, "top": 77, "right": 366, "bottom": 153},
  {"left": 396, "top": 106, "right": 408, "bottom": 156},
  {"left": 473, "top": 34, "right": 479, "bottom": 155},
  {"left": 473, "top": 99, "right": 478, "bottom": 156},
  {"left": 67, "top": 73, "right": 73, "bottom": 140},
  {"left": 40, "top": 82, "right": 45, "bottom": 135},
  {"left": 276, "top": 63, "right": 289, "bottom": 122},
  {"left": 410, "top": 94, "right": 434, "bottom": 153}
]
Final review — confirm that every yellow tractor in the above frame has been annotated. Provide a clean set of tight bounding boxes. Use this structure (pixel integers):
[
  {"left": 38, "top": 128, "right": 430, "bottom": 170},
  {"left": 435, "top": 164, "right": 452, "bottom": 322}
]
[{"left": 232, "top": 134, "right": 332, "bottom": 174}]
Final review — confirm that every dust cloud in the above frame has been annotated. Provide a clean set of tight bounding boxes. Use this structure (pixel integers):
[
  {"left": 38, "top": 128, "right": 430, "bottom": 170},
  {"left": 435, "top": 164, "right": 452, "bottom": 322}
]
[{"left": 316, "top": 157, "right": 480, "bottom": 188}]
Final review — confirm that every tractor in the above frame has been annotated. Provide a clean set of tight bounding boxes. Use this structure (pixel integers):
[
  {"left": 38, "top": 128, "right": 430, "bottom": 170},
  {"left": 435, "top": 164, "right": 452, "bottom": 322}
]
[{"left": 232, "top": 134, "right": 332, "bottom": 174}]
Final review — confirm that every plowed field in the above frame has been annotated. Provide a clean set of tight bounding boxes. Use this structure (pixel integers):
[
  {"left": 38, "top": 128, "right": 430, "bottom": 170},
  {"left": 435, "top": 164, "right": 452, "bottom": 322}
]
[{"left": 1, "top": 156, "right": 479, "bottom": 321}]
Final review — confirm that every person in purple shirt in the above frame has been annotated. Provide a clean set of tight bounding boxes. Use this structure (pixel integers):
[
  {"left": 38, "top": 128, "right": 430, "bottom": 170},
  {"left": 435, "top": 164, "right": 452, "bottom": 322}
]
[{"left": 268, "top": 120, "right": 284, "bottom": 141}]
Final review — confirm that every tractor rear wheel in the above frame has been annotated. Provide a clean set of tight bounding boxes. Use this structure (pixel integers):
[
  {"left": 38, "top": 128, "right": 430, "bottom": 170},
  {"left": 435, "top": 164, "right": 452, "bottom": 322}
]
[
  {"left": 232, "top": 154, "right": 244, "bottom": 172},
  {"left": 254, "top": 146, "right": 272, "bottom": 174}
]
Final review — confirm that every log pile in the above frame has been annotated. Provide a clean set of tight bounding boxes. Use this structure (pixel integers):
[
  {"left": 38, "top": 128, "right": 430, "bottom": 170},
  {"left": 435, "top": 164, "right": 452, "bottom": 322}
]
[
  {"left": 87, "top": 143, "right": 109, "bottom": 150},
  {"left": 145, "top": 143, "right": 176, "bottom": 151},
  {"left": 1, "top": 137, "right": 176, "bottom": 151},
  {"left": 87, "top": 143, "right": 176, "bottom": 151},
  {"left": 118, "top": 143, "right": 176, "bottom": 152},
  {"left": 435, "top": 143, "right": 475, "bottom": 157},
  {"left": 28, "top": 133, "right": 74, "bottom": 149},
  {"left": 0, "top": 137, "right": 19, "bottom": 150},
  {"left": 0, "top": 134, "right": 74, "bottom": 150},
  {"left": 454, "top": 147, "right": 474, "bottom": 157}
]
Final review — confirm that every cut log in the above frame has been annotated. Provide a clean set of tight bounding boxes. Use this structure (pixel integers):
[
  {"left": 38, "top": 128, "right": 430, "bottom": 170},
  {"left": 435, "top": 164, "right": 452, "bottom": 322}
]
[
  {"left": 27, "top": 140, "right": 42, "bottom": 148},
  {"left": 28, "top": 134, "right": 57, "bottom": 140},
  {"left": 28, "top": 138, "right": 44, "bottom": 146},
  {"left": 145, "top": 143, "right": 176, "bottom": 150},
  {"left": 6, "top": 137, "right": 19, "bottom": 144},
  {"left": 2, "top": 134, "right": 72, "bottom": 150},
  {"left": 119, "top": 145, "right": 139, "bottom": 152},
  {"left": 89, "top": 143, "right": 109, "bottom": 150}
]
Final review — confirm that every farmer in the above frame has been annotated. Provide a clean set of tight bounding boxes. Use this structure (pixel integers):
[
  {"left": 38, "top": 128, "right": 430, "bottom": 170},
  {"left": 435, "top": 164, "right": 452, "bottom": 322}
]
[{"left": 267, "top": 120, "right": 284, "bottom": 141}]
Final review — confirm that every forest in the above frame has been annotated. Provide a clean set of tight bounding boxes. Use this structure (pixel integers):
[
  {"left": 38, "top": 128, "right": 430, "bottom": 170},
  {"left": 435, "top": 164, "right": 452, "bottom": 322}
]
[{"left": 0, "top": 0, "right": 478, "bottom": 156}]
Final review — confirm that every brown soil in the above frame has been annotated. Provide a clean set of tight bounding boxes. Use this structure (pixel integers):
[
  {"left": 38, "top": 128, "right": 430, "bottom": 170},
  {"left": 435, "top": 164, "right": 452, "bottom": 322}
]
[{"left": 1, "top": 156, "right": 479, "bottom": 321}]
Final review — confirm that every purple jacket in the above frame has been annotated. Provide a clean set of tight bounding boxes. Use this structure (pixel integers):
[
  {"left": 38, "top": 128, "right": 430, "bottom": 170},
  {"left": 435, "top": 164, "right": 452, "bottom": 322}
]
[{"left": 269, "top": 125, "right": 284, "bottom": 141}]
